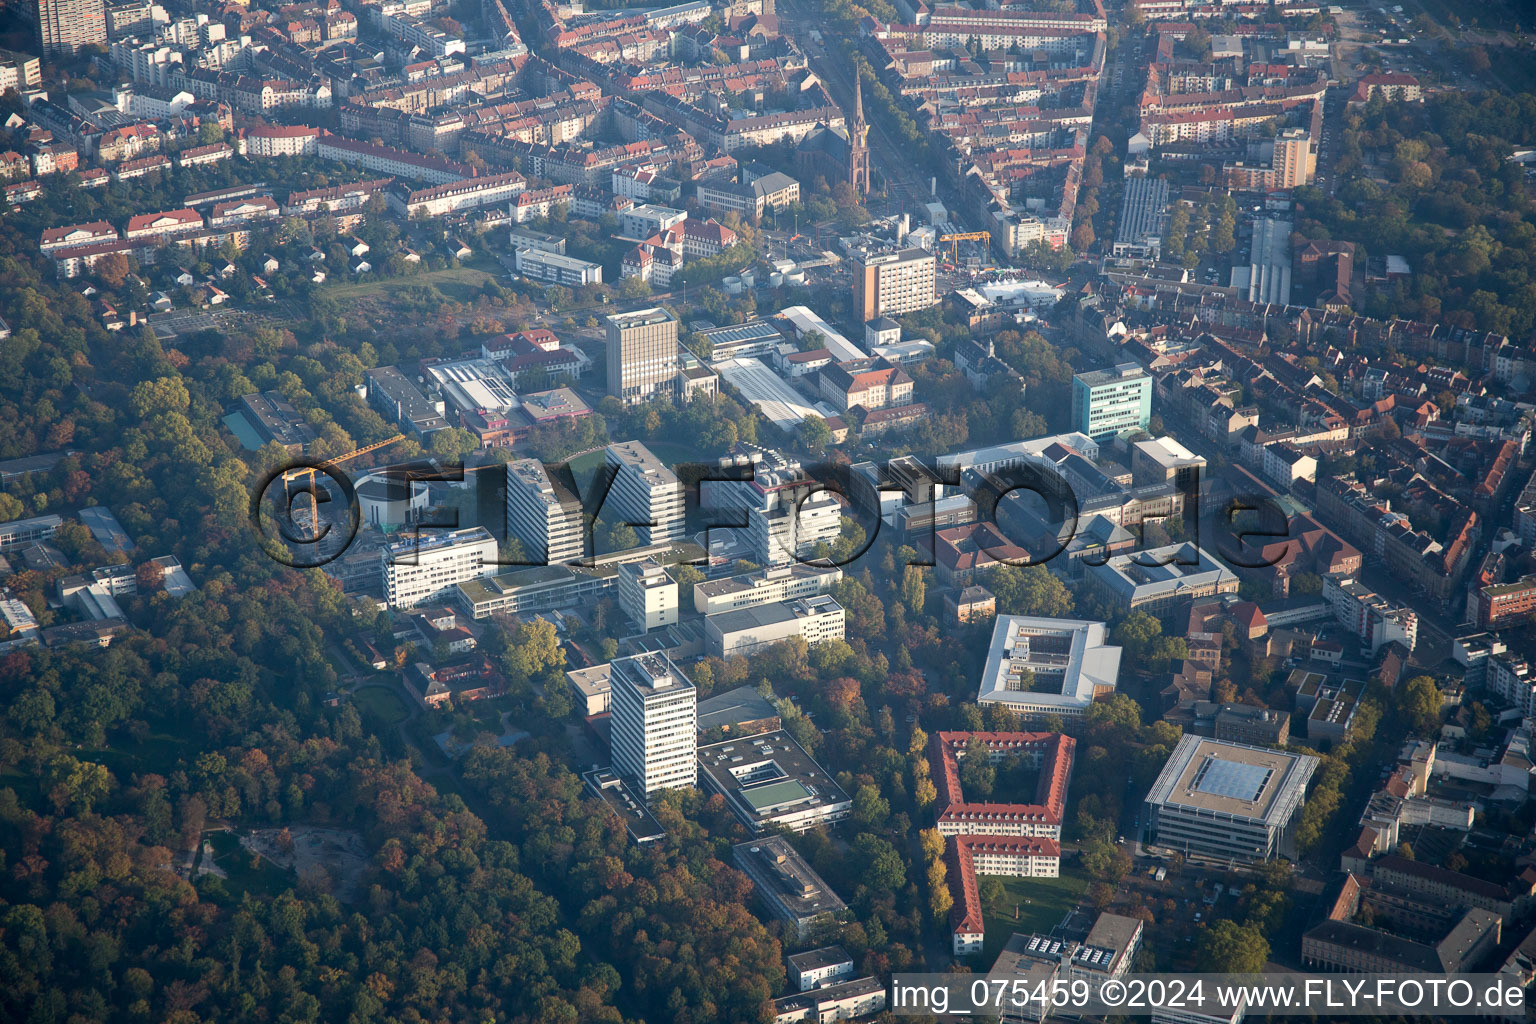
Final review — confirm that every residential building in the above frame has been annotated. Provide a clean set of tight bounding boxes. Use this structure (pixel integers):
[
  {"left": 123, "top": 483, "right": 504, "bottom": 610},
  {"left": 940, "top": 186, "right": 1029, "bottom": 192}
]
[
  {"left": 513, "top": 247, "right": 603, "bottom": 286},
  {"left": 698, "top": 728, "right": 851, "bottom": 832},
  {"left": 606, "top": 307, "right": 681, "bottom": 404},
  {"left": 124, "top": 208, "right": 203, "bottom": 242},
  {"left": 0, "top": 50, "right": 41, "bottom": 91},
  {"left": 241, "top": 125, "right": 320, "bottom": 158},
  {"left": 387, "top": 172, "right": 526, "bottom": 218},
  {"left": 1143, "top": 735, "right": 1319, "bottom": 861},
  {"left": 505, "top": 458, "right": 584, "bottom": 567},
  {"left": 382, "top": 526, "right": 499, "bottom": 609},
  {"left": 604, "top": 440, "right": 685, "bottom": 546},
  {"left": 771, "top": 977, "right": 885, "bottom": 1023},
  {"left": 1072, "top": 363, "right": 1152, "bottom": 439},
  {"left": 39, "top": 221, "right": 117, "bottom": 252},
  {"left": 1350, "top": 72, "right": 1423, "bottom": 104},
  {"left": 1468, "top": 573, "right": 1536, "bottom": 630},
  {"left": 786, "top": 946, "right": 854, "bottom": 992},
  {"left": 36, "top": 0, "right": 105, "bottom": 54},
  {"left": 706, "top": 595, "right": 845, "bottom": 658},
  {"left": 609, "top": 651, "right": 697, "bottom": 799},
  {"left": 734, "top": 836, "right": 847, "bottom": 940},
  {"left": 852, "top": 246, "right": 937, "bottom": 321},
  {"left": 975, "top": 616, "right": 1122, "bottom": 721},
  {"left": 617, "top": 558, "right": 679, "bottom": 632},
  {"left": 947, "top": 585, "right": 996, "bottom": 624},
  {"left": 1322, "top": 573, "right": 1418, "bottom": 654}
]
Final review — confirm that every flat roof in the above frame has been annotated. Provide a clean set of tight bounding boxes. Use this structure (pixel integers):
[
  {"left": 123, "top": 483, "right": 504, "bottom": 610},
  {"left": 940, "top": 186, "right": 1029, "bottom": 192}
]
[
  {"left": 1146, "top": 735, "right": 1319, "bottom": 824},
  {"left": 607, "top": 306, "right": 673, "bottom": 329},
  {"left": 702, "top": 729, "right": 850, "bottom": 826},
  {"left": 978, "top": 615, "right": 1121, "bottom": 710},
  {"left": 238, "top": 390, "right": 317, "bottom": 448},
  {"left": 694, "top": 562, "right": 840, "bottom": 599},
  {"left": 566, "top": 662, "right": 612, "bottom": 699},
  {"left": 384, "top": 525, "right": 495, "bottom": 559},
  {"left": 714, "top": 357, "right": 823, "bottom": 430},
  {"left": 1092, "top": 543, "right": 1238, "bottom": 600},
  {"left": 1076, "top": 362, "right": 1149, "bottom": 388},
  {"left": 606, "top": 440, "right": 678, "bottom": 481},
  {"left": 582, "top": 768, "right": 666, "bottom": 843},
  {"left": 787, "top": 944, "right": 852, "bottom": 972},
  {"left": 76, "top": 506, "right": 136, "bottom": 554},
  {"left": 774, "top": 306, "right": 863, "bottom": 362},
  {"left": 734, "top": 835, "right": 847, "bottom": 919},
  {"left": 611, "top": 650, "right": 692, "bottom": 693},
  {"left": 508, "top": 458, "right": 581, "bottom": 510},
  {"left": 707, "top": 595, "right": 841, "bottom": 636},
  {"left": 696, "top": 684, "right": 779, "bottom": 731}
]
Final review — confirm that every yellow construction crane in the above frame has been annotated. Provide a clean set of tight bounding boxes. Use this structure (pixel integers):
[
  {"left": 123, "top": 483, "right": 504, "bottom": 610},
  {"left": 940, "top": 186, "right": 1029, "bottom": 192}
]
[
  {"left": 283, "top": 434, "right": 405, "bottom": 540},
  {"left": 938, "top": 231, "right": 993, "bottom": 265}
]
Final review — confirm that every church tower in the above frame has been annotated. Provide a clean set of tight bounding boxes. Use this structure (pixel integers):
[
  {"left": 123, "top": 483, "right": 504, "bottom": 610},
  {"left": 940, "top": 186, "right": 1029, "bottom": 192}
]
[{"left": 847, "top": 65, "right": 870, "bottom": 194}]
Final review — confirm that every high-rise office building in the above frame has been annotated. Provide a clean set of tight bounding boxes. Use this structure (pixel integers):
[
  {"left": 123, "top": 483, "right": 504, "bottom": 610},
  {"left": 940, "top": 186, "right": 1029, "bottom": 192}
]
[
  {"left": 1071, "top": 363, "right": 1152, "bottom": 439},
  {"left": 36, "top": 0, "right": 106, "bottom": 54},
  {"left": 604, "top": 440, "right": 685, "bottom": 546},
  {"left": 505, "top": 458, "right": 583, "bottom": 566},
  {"left": 852, "top": 247, "right": 936, "bottom": 321},
  {"left": 606, "top": 307, "right": 680, "bottom": 404},
  {"left": 609, "top": 651, "right": 697, "bottom": 799}
]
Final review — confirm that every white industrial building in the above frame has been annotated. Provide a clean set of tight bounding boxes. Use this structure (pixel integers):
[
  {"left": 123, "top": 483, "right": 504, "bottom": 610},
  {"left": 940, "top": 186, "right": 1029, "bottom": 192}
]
[
  {"left": 693, "top": 563, "right": 843, "bottom": 615},
  {"left": 772, "top": 305, "right": 865, "bottom": 362},
  {"left": 382, "top": 526, "right": 499, "bottom": 608},
  {"left": 706, "top": 594, "right": 845, "bottom": 658}
]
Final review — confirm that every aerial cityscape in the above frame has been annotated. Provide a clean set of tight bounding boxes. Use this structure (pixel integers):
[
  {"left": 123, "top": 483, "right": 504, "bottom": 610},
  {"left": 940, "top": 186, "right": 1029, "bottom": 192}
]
[{"left": 0, "top": 0, "right": 1534, "bottom": 1016}]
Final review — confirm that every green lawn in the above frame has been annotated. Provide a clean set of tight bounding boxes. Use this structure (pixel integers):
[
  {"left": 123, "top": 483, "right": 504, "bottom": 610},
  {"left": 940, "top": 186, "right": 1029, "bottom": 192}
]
[
  {"left": 352, "top": 685, "right": 411, "bottom": 725},
  {"left": 319, "top": 260, "right": 499, "bottom": 304},
  {"left": 979, "top": 866, "right": 1092, "bottom": 962}
]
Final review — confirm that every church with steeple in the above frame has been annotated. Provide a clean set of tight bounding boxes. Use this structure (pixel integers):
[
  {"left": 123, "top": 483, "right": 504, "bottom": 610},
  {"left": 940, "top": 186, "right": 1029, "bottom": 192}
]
[{"left": 794, "top": 65, "right": 871, "bottom": 195}]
